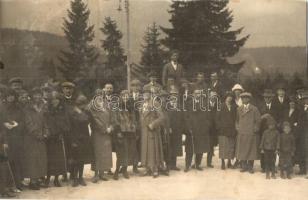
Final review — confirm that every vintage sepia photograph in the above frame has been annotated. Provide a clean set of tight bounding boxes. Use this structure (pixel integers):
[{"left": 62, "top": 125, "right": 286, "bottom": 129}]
[{"left": 0, "top": 0, "right": 307, "bottom": 199}]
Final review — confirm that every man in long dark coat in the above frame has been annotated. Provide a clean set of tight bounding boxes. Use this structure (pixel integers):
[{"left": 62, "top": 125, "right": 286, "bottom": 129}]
[
  {"left": 1, "top": 89, "right": 25, "bottom": 191},
  {"left": 166, "top": 89, "right": 183, "bottom": 171},
  {"left": 184, "top": 89, "right": 211, "bottom": 172},
  {"left": 207, "top": 91, "right": 219, "bottom": 168},
  {"left": 60, "top": 81, "right": 78, "bottom": 181},
  {"left": 297, "top": 91, "right": 308, "bottom": 177},
  {"left": 0, "top": 91, "right": 16, "bottom": 197},
  {"left": 44, "top": 92, "right": 71, "bottom": 187},
  {"left": 23, "top": 88, "right": 48, "bottom": 190},
  {"left": 283, "top": 97, "right": 301, "bottom": 172},
  {"left": 67, "top": 95, "right": 93, "bottom": 187}
]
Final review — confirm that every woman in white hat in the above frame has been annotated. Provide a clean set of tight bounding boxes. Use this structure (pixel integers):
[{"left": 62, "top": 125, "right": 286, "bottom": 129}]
[{"left": 232, "top": 84, "right": 244, "bottom": 107}]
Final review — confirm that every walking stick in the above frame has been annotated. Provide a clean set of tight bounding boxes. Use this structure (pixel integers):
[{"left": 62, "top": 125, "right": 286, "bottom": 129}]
[
  {"left": 190, "top": 130, "right": 196, "bottom": 168},
  {"left": 6, "top": 161, "right": 17, "bottom": 190},
  {"left": 3, "top": 148, "right": 17, "bottom": 190},
  {"left": 60, "top": 135, "right": 68, "bottom": 184}
]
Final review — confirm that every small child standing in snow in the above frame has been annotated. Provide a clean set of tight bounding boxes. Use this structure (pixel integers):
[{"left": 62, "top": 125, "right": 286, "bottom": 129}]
[
  {"left": 260, "top": 114, "right": 280, "bottom": 179},
  {"left": 279, "top": 121, "right": 295, "bottom": 179}
]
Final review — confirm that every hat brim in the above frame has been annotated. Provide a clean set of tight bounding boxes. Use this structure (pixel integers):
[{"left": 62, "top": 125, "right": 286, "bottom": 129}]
[
  {"left": 262, "top": 94, "right": 275, "bottom": 97},
  {"left": 240, "top": 95, "right": 252, "bottom": 98}
]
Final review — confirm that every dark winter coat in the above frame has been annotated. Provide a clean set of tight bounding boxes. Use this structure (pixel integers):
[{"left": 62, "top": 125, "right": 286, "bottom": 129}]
[
  {"left": 23, "top": 104, "right": 48, "bottom": 179},
  {"left": 167, "top": 108, "right": 183, "bottom": 157},
  {"left": 272, "top": 96, "right": 289, "bottom": 125},
  {"left": 259, "top": 128, "right": 280, "bottom": 151},
  {"left": 215, "top": 103, "right": 237, "bottom": 137},
  {"left": 68, "top": 106, "right": 93, "bottom": 164},
  {"left": 45, "top": 102, "right": 71, "bottom": 175},
  {"left": 1, "top": 103, "right": 25, "bottom": 180},
  {"left": 185, "top": 100, "right": 211, "bottom": 153}
]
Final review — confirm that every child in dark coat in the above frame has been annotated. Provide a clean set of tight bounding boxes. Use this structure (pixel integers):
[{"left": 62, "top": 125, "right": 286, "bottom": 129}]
[
  {"left": 260, "top": 114, "right": 280, "bottom": 179},
  {"left": 279, "top": 121, "right": 295, "bottom": 179}
]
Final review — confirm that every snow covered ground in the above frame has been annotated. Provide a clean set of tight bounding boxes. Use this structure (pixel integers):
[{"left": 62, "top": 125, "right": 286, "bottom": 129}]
[{"left": 19, "top": 150, "right": 308, "bottom": 200}]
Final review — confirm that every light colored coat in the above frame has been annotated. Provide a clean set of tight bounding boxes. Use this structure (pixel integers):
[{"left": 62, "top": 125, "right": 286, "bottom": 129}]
[
  {"left": 140, "top": 101, "right": 164, "bottom": 168},
  {"left": 89, "top": 102, "right": 113, "bottom": 171},
  {"left": 235, "top": 104, "right": 261, "bottom": 160}
]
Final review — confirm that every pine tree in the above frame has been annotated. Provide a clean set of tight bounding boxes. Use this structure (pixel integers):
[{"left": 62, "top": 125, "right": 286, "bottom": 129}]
[
  {"left": 140, "top": 22, "right": 165, "bottom": 75},
  {"left": 58, "top": 0, "right": 98, "bottom": 81},
  {"left": 289, "top": 72, "right": 304, "bottom": 94},
  {"left": 39, "top": 58, "right": 56, "bottom": 79},
  {"left": 100, "top": 17, "right": 126, "bottom": 89},
  {"left": 161, "top": 0, "right": 249, "bottom": 74}
]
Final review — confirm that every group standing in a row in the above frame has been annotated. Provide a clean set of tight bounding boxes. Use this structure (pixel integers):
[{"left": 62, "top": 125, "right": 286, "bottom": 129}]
[{"left": 1, "top": 51, "right": 308, "bottom": 198}]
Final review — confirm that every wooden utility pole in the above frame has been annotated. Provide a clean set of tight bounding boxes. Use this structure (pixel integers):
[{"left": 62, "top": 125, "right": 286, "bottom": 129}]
[
  {"left": 125, "top": 0, "right": 131, "bottom": 91},
  {"left": 306, "top": 0, "right": 308, "bottom": 78}
]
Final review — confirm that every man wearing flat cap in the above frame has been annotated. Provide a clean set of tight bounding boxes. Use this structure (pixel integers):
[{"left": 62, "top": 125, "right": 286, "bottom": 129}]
[
  {"left": 235, "top": 92, "right": 261, "bottom": 173},
  {"left": 162, "top": 50, "right": 185, "bottom": 88},
  {"left": 60, "top": 81, "right": 79, "bottom": 181},
  {"left": 61, "top": 81, "right": 77, "bottom": 105},
  {"left": 143, "top": 71, "right": 163, "bottom": 94},
  {"left": 8, "top": 77, "right": 23, "bottom": 93}
]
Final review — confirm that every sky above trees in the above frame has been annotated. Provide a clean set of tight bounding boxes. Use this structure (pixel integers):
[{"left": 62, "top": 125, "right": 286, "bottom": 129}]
[{"left": 1, "top": 0, "right": 306, "bottom": 60}]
